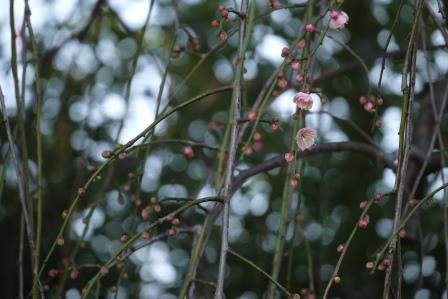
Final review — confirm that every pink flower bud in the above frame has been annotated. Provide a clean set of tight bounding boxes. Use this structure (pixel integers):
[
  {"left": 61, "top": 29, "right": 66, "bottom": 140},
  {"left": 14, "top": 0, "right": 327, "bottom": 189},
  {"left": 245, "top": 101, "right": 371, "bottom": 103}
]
[
  {"left": 295, "top": 39, "right": 305, "bottom": 49},
  {"left": 70, "top": 269, "right": 79, "bottom": 280},
  {"left": 359, "top": 96, "right": 367, "bottom": 105},
  {"left": 277, "top": 78, "right": 287, "bottom": 89},
  {"left": 284, "top": 152, "right": 295, "bottom": 163},
  {"left": 363, "top": 101, "right": 374, "bottom": 113},
  {"left": 48, "top": 269, "right": 59, "bottom": 278},
  {"left": 291, "top": 60, "right": 300, "bottom": 71},
  {"left": 211, "top": 19, "right": 219, "bottom": 28},
  {"left": 243, "top": 145, "right": 253, "bottom": 156},
  {"left": 120, "top": 234, "right": 130, "bottom": 243},
  {"left": 358, "top": 215, "right": 370, "bottom": 229},
  {"left": 221, "top": 9, "right": 229, "bottom": 18},
  {"left": 290, "top": 179, "right": 298, "bottom": 188},
  {"left": 248, "top": 111, "right": 257, "bottom": 121},
  {"left": 374, "top": 193, "right": 384, "bottom": 202},
  {"left": 142, "top": 230, "right": 150, "bottom": 239},
  {"left": 359, "top": 201, "right": 368, "bottom": 209},
  {"left": 271, "top": 123, "right": 279, "bottom": 132},
  {"left": 183, "top": 146, "right": 194, "bottom": 158},
  {"left": 252, "top": 141, "right": 263, "bottom": 151},
  {"left": 305, "top": 23, "right": 315, "bottom": 33},
  {"left": 281, "top": 47, "right": 289, "bottom": 57},
  {"left": 330, "top": 11, "right": 339, "bottom": 19},
  {"left": 141, "top": 206, "right": 151, "bottom": 220},
  {"left": 295, "top": 74, "right": 303, "bottom": 83}
]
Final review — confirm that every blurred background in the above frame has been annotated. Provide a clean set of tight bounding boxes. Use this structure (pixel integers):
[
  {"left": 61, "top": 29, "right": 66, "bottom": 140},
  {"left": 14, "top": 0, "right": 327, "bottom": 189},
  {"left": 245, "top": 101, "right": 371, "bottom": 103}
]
[{"left": 1, "top": 0, "right": 448, "bottom": 298}]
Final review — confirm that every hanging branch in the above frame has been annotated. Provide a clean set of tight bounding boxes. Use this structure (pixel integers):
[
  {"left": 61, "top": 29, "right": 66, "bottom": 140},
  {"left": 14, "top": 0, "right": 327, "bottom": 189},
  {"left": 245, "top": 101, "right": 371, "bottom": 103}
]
[
  {"left": 214, "top": 1, "right": 253, "bottom": 298},
  {"left": 0, "top": 85, "right": 44, "bottom": 298},
  {"left": 383, "top": 0, "right": 424, "bottom": 297}
]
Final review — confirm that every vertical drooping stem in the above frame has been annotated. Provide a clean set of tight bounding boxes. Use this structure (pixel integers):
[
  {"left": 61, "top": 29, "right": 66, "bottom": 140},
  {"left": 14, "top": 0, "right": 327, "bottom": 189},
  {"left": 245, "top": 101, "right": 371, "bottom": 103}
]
[
  {"left": 0, "top": 85, "right": 43, "bottom": 297},
  {"left": 266, "top": 1, "right": 316, "bottom": 297},
  {"left": 214, "top": 1, "right": 254, "bottom": 298},
  {"left": 10, "top": 0, "right": 33, "bottom": 232},
  {"left": 420, "top": 7, "right": 448, "bottom": 295},
  {"left": 383, "top": 1, "right": 423, "bottom": 297},
  {"left": 23, "top": 3, "right": 44, "bottom": 296}
]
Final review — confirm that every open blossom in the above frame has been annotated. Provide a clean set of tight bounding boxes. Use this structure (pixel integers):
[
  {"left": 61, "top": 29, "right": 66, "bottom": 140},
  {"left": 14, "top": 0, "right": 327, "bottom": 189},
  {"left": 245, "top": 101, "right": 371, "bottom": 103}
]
[
  {"left": 329, "top": 11, "right": 349, "bottom": 30},
  {"left": 296, "top": 128, "right": 317, "bottom": 151},
  {"left": 294, "top": 92, "right": 313, "bottom": 110}
]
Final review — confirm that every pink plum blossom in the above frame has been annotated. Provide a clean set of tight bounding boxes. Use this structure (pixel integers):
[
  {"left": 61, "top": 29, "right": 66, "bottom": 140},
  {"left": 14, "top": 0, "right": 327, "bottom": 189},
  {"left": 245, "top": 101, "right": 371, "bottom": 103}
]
[
  {"left": 329, "top": 11, "right": 349, "bottom": 30},
  {"left": 296, "top": 128, "right": 317, "bottom": 151},
  {"left": 294, "top": 92, "right": 313, "bottom": 110}
]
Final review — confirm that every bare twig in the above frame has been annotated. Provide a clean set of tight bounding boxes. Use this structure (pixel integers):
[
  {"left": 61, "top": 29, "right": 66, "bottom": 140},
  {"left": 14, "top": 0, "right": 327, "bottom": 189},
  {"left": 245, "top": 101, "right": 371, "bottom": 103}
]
[
  {"left": 0, "top": 85, "right": 43, "bottom": 298},
  {"left": 214, "top": 1, "right": 252, "bottom": 298}
]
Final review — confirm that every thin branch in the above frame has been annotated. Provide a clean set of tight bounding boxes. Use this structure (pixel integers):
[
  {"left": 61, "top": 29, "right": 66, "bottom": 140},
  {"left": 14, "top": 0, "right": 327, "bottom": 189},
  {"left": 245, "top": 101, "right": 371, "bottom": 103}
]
[
  {"left": 232, "top": 141, "right": 393, "bottom": 193},
  {"left": 228, "top": 249, "right": 292, "bottom": 298},
  {"left": 215, "top": 1, "right": 252, "bottom": 298},
  {"left": 384, "top": 1, "right": 424, "bottom": 296},
  {"left": 80, "top": 196, "right": 223, "bottom": 298},
  {"left": 0, "top": 85, "right": 43, "bottom": 298}
]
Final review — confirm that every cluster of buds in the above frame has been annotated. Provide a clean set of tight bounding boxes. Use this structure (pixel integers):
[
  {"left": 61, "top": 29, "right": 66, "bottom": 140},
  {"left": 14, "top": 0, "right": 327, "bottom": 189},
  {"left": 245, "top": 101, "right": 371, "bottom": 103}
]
[
  {"left": 211, "top": 5, "right": 231, "bottom": 42},
  {"left": 359, "top": 95, "right": 383, "bottom": 113}
]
